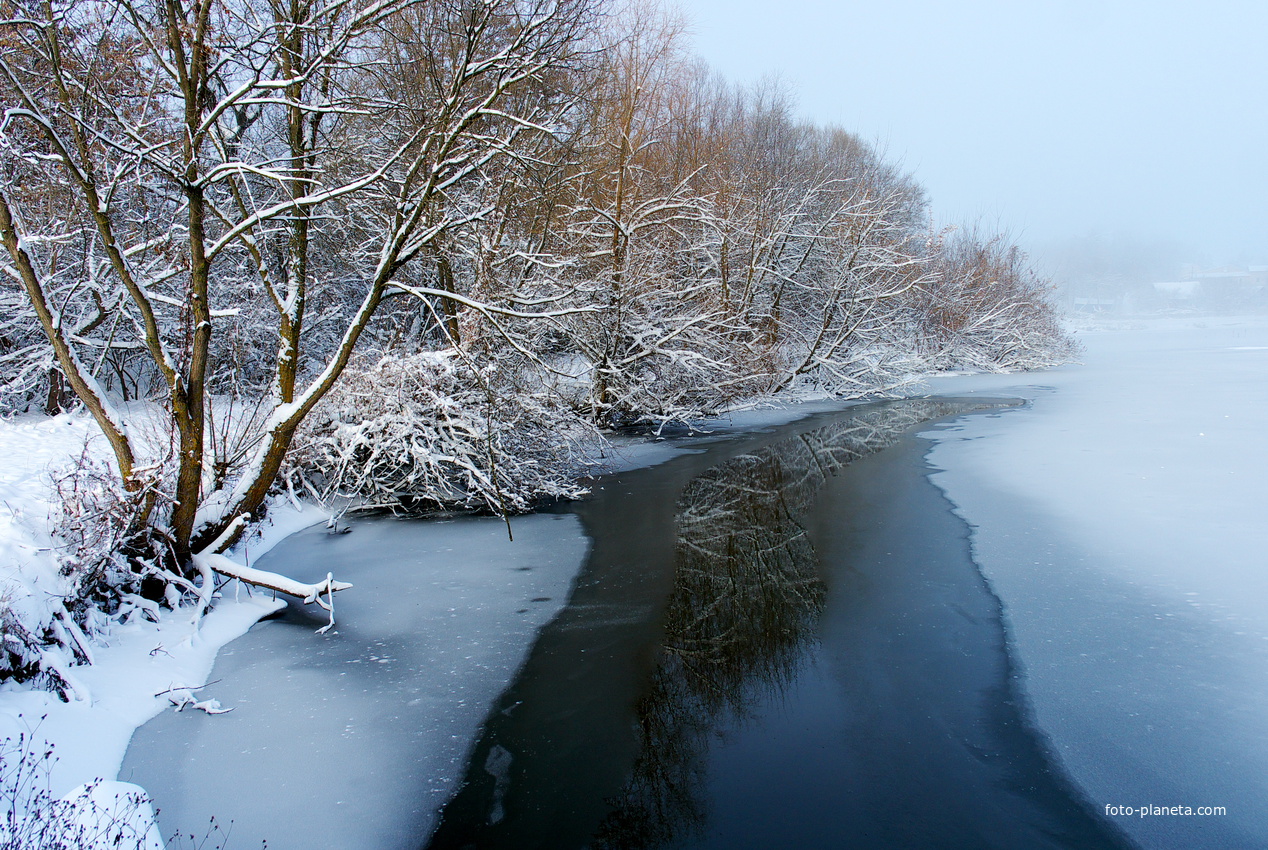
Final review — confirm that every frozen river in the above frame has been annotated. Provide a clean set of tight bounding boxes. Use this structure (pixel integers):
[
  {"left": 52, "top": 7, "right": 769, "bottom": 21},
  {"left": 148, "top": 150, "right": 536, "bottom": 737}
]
[
  {"left": 425, "top": 400, "right": 1132, "bottom": 850},
  {"left": 121, "top": 316, "right": 1268, "bottom": 849},
  {"left": 921, "top": 317, "right": 1268, "bottom": 849}
]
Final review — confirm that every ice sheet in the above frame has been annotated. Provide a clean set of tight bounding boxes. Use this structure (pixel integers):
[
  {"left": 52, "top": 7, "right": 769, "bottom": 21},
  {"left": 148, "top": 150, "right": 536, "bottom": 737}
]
[
  {"left": 121, "top": 512, "right": 589, "bottom": 849},
  {"left": 921, "top": 317, "right": 1268, "bottom": 848}
]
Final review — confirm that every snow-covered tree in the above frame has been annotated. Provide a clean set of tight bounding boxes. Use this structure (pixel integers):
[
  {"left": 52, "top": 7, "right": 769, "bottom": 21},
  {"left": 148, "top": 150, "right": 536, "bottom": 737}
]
[
  {"left": 0, "top": 0, "right": 598, "bottom": 591},
  {"left": 0, "top": 0, "right": 1074, "bottom": 675},
  {"left": 918, "top": 228, "right": 1077, "bottom": 371}
]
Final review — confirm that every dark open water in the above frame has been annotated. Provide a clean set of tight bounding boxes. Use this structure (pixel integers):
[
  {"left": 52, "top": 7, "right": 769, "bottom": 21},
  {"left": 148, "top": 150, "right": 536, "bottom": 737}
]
[{"left": 425, "top": 399, "right": 1138, "bottom": 850}]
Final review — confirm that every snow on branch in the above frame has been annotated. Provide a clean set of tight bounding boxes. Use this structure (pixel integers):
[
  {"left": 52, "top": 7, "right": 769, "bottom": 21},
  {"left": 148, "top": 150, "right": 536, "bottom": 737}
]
[{"left": 189, "top": 516, "right": 351, "bottom": 633}]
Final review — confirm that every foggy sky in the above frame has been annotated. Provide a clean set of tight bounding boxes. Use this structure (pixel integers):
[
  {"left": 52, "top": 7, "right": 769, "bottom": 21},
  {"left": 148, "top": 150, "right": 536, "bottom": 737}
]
[{"left": 680, "top": 0, "right": 1267, "bottom": 268}]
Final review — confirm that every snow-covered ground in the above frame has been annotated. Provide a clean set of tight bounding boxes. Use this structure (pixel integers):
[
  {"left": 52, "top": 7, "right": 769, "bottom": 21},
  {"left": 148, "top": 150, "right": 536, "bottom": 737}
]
[
  {"left": 0, "top": 414, "right": 324, "bottom": 845},
  {"left": 920, "top": 316, "right": 1268, "bottom": 849}
]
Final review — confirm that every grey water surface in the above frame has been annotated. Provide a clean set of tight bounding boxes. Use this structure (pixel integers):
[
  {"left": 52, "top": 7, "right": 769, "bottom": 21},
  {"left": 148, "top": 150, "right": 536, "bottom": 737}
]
[{"left": 425, "top": 400, "right": 1137, "bottom": 850}]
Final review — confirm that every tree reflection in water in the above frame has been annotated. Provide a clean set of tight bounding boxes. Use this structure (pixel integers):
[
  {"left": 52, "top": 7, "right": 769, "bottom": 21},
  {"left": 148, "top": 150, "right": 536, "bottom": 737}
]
[{"left": 593, "top": 399, "right": 987, "bottom": 849}]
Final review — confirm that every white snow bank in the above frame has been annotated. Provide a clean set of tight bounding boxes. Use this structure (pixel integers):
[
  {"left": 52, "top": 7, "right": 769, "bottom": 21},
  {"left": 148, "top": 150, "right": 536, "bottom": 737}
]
[
  {"left": 920, "top": 315, "right": 1268, "bottom": 849},
  {"left": 0, "top": 414, "right": 97, "bottom": 663},
  {"left": 60, "top": 781, "right": 164, "bottom": 850},
  {"left": 1, "top": 777, "right": 164, "bottom": 850},
  {"left": 0, "top": 411, "right": 331, "bottom": 845}
]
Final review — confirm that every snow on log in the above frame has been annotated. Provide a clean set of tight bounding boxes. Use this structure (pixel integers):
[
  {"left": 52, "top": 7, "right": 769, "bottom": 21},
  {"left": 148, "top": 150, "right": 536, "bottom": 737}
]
[
  {"left": 192, "top": 551, "right": 351, "bottom": 634},
  {"left": 190, "top": 514, "right": 351, "bottom": 632},
  {"left": 198, "top": 552, "right": 353, "bottom": 602}
]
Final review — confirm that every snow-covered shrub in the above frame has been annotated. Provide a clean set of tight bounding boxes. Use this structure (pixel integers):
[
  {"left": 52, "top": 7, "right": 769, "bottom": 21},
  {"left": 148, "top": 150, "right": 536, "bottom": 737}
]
[
  {"left": 288, "top": 351, "right": 597, "bottom": 514},
  {"left": 560, "top": 306, "right": 764, "bottom": 430},
  {"left": 52, "top": 452, "right": 172, "bottom": 606},
  {"left": 0, "top": 582, "right": 98, "bottom": 702},
  {"left": 1, "top": 733, "right": 163, "bottom": 850},
  {"left": 0, "top": 600, "right": 42, "bottom": 689},
  {"left": 919, "top": 231, "right": 1080, "bottom": 371}
]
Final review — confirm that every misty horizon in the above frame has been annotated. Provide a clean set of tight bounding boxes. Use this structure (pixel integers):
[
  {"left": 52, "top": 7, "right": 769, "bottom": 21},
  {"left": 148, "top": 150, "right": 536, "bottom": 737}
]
[{"left": 680, "top": 0, "right": 1268, "bottom": 277}]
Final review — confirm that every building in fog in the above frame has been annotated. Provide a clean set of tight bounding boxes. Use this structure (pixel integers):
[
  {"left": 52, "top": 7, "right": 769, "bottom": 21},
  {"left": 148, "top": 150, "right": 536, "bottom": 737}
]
[
  {"left": 1150, "top": 280, "right": 1201, "bottom": 307},
  {"left": 1187, "top": 267, "right": 1268, "bottom": 308}
]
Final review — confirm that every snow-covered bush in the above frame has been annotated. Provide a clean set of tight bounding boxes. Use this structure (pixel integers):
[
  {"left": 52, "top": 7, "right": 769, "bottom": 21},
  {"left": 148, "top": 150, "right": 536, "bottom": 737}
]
[
  {"left": 0, "top": 601, "right": 42, "bottom": 690},
  {"left": 0, "top": 596, "right": 98, "bottom": 701},
  {"left": 919, "top": 231, "right": 1080, "bottom": 371},
  {"left": 288, "top": 352, "right": 597, "bottom": 515},
  {"left": 1, "top": 733, "right": 163, "bottom": 850},
  {"left": 51, "top": 451, "right": 178, "bottom": 605}
]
